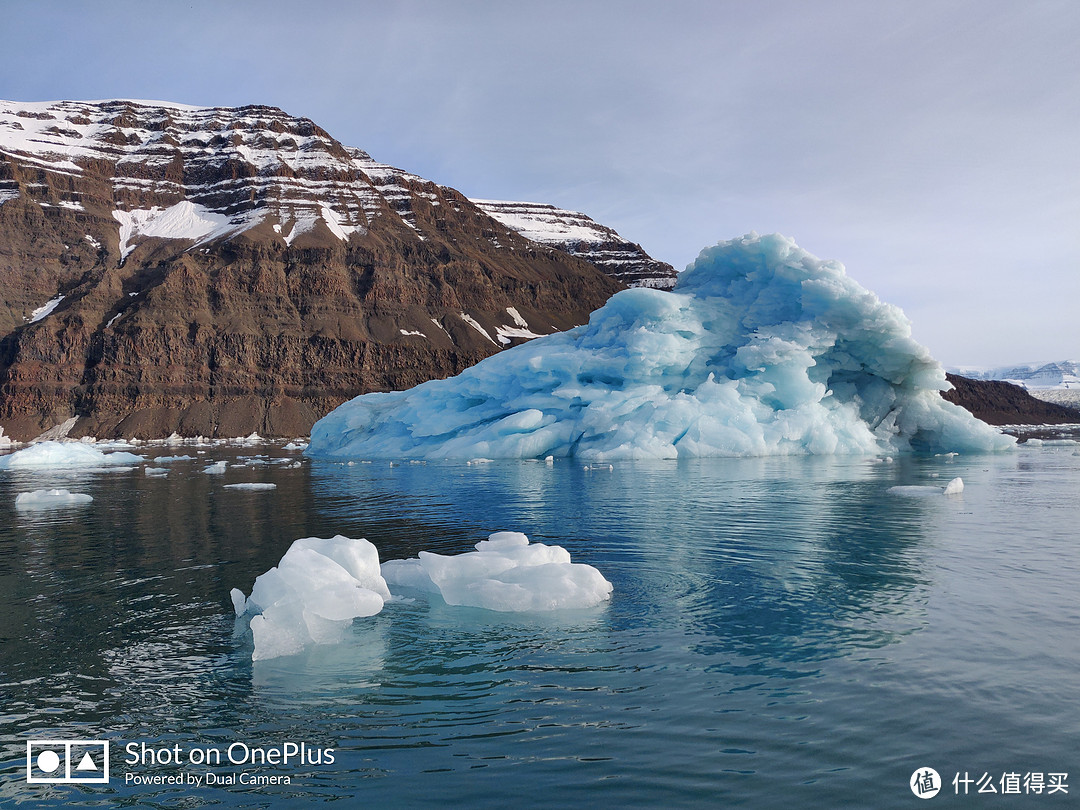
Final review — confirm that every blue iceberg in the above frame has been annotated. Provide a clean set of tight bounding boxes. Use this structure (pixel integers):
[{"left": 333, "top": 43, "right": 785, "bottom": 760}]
[{"left": 309, "top": 233, "right": 1013, "bottom": 460}]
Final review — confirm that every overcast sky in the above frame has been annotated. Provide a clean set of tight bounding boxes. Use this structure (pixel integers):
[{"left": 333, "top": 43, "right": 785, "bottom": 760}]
[{"left": 4, "top": 0, "right": 1077, "bottom": 366}]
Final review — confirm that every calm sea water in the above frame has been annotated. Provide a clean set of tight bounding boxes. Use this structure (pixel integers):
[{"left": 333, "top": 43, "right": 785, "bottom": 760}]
[{"left": 1, "top": 444, "right": 1078, "bottom": 807}]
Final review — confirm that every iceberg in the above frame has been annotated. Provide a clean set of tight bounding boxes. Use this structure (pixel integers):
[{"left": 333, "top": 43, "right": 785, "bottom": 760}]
[
  {"left": 0, "top": 440, "right": 144, "bottom": 469},
  {"left": 309, "top": 234, "right": 1013, "bottom": 460},
  {"left": 382, "top": 531, "right": 613, "bottom": 612},
  {"left": 232, "top": 536, "right": 391, "bottom": 661}
]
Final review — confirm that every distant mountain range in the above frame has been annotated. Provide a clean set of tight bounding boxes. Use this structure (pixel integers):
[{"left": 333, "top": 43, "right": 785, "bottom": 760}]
[
  {"left": 949, "top": 361, "right": 1080, "bottom": 389},
  {"left": 0, "top": 99, "right": 676, "bottom": 440}
]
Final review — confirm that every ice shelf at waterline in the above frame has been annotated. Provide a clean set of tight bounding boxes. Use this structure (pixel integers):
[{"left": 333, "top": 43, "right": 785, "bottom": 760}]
[{"left": 308, "top": 233, "right": 1015, "bottom": 460}]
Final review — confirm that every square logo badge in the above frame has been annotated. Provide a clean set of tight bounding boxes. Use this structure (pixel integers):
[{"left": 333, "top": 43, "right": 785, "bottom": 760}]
[{"left": 26, "top": 740, "right": 109, "bottom": 784}]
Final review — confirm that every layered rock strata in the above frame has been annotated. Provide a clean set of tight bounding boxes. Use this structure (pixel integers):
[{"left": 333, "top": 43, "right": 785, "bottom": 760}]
[{"left": 0, "top": 99, "right": 638, "bottom": 439}]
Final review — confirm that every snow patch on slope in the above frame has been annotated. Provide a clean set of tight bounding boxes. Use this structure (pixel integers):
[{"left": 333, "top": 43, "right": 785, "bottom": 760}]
[
  {"left": 113, "top": 201, "right": 261, "bottom": 259},
  {"left": 27, "top": 295, "right": 64, "bottom": 323},
  {"left": 472, "top": 199, "right": 611, "bottom": 244}
]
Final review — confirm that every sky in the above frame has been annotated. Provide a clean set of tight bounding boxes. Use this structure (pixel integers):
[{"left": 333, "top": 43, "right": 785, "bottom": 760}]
[{"left": 2, "top": 0, "right": 1077, "bottom": 367}]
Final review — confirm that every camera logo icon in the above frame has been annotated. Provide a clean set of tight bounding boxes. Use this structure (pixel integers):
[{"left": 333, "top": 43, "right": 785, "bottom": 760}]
[{"left": 26, "top": 740, "right": 110, "bottom": 784}]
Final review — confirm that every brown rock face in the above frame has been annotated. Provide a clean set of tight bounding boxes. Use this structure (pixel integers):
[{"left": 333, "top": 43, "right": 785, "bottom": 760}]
[
  {"left": 942, "top": 374, "right": 1080, "bottom": 426},
  {"left": 0, "top": 100, "right": 633, "bottom": 440}
]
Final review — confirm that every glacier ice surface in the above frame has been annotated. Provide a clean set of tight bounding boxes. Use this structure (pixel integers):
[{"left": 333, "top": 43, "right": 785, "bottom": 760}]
[
  {"left": 382, "top": 531, "right": 614, "bottom": 612},
  {"left": 308, "top": 233, "right": 1014, "bottom": 460},
  {"left": 0, "top": 441, "right": 144, "bottom": 469}
]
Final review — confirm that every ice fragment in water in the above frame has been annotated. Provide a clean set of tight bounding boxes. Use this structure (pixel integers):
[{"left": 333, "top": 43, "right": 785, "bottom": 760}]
[
  {"left": 382, "top": 531, "right": 613, "bottom": 612},
  {"left": 0, "top": 440, "right": 143, "bottom": 469},
  {"left": 15, "top": 489, "right": 93, "bottom": 509},
  {"left": 233, "top": 535, "right": 390, "bottom": 661}
]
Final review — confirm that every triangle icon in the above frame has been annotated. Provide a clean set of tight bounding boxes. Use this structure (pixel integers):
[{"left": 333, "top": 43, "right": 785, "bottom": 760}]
[{"left": 76, "top": 751, "right": 98, "bottom": 771}]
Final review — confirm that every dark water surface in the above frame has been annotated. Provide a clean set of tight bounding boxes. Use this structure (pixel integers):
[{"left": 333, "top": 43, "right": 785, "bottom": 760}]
[{"left": 1, "top": 444, "right": 1077, "bottom": 807}]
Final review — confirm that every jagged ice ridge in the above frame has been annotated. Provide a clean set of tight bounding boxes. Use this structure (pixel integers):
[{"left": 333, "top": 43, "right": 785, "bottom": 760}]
[{"left": 308, "top": 233, "right": 1015, "bottom": 460}]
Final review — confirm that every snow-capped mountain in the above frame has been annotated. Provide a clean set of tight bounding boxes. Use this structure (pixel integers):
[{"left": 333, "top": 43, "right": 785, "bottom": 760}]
[
  {"left": 950, "top": 361, "right": 1080, "bottom": 389},
  {"left": 0, "top": 98, "right": 655, "bottom": 439},
  {"left": 471, "top": 200, "right": 677, "bottom": 289}
]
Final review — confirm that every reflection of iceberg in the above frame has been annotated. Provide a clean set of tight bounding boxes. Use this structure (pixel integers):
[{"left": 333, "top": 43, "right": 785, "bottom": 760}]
[{"left": 309, "top": 233, "right": 1013, "bottom": 460}]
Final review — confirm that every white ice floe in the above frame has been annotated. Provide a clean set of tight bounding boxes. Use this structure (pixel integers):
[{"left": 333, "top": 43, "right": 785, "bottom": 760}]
[
  {"left": 887, "top": 477, "right": 965, "bottom": 497},
  {"left": 309, "top": 233, "right": 1014, "bottom": 460},
  {"left": 202, "top": 461, "right": 227, "bottom": 474},
  {"left": 231, "top": 536, "right": 390, "bottom": 661},
  {"left": 152, "top": 454, "right": 194, "bottom": 463},
  {"left": 15, "top": 488, "right": 93, "bottom": 509},
  {"left": 0, "top": 441, "right": 143, "bottom": 469},
  {"left": 381, "top": 531, "right": 613, "bottom": 612},
  {"left": 223, "top": 482, "right": 277, "bottom": 491},
  {"left": 233, "top": 531, "right": 613, "bottom": 659}
]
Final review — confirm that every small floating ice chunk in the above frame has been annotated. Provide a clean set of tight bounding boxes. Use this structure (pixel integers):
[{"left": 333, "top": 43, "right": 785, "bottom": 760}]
[
  {"left": 144, "top": 467, "right": 169, "bottom": 476},
  {"left": 382, "top": 531, "right": 613, "bottom": 612},
  {"left": 15, "top": 488, "right": 93, "bottom": 509},
  {"left": 202, "top": 461, "right": 227, "bottom": 474},
  {"left": 223, "top": 482, "right": 277, "bottom": 491},
  {"left": 0, "top": 441, "right": 143, "bottom": 470},
  {"left": 888, "top": 477, "right": 964, "bottom": 497},
  {"left": 233, "top": 535, "right": 390, "bottom": 660},
  {"left": 942, "top": 477, "right": 964, "bottom": 496},
  {"left": 153, "top": 454, "right": 194, "bottom": 463}
]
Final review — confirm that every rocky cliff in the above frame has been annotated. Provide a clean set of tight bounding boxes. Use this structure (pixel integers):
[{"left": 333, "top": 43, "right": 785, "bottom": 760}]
[
  {"left": 0, "top": 99, "right": 649, "bottom": 440},
  {"left": 942, "top": 374, "right": 1080, "bottom": 426}
]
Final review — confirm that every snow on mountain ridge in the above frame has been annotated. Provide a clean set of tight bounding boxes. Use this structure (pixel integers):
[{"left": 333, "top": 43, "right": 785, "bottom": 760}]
[
  {"left": 0, "top": 99, "right": 670, "bottom": 283},
  {"left": 950, "top": 360, "right": 1080, "bottom": 389},
  {"left": 0, "top": 98, "right": 448, "bottom": 254},
  {"left": 472, "top": 199, "right": 678, "bottom": 290}
]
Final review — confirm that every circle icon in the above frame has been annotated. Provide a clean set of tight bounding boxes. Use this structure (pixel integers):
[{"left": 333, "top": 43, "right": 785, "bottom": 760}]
[
  {"left": 910, "top": 767, "right": 941, "bottom": 799},
  {"left": 36, "top": 750, "right": 61, "bottom": 774}
]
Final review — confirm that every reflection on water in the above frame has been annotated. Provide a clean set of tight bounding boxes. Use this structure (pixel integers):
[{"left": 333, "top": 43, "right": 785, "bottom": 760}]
[{"left": 1, "top": 447, "right": 1079, "bottom": 807}]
